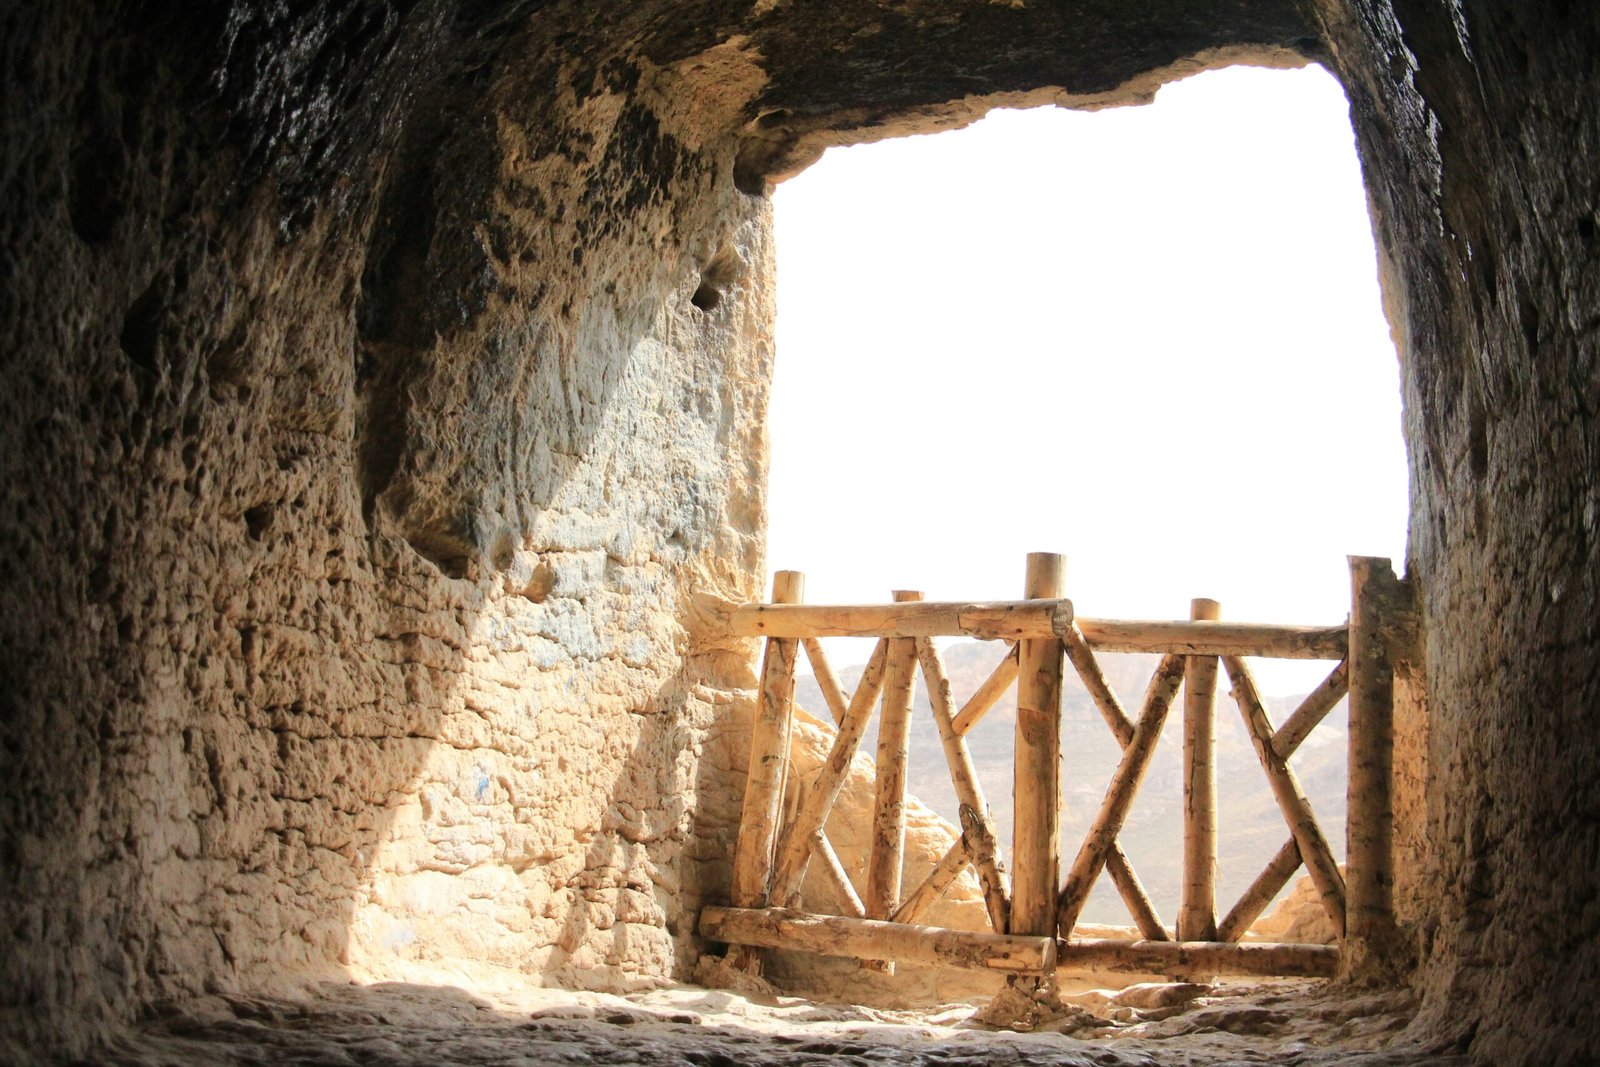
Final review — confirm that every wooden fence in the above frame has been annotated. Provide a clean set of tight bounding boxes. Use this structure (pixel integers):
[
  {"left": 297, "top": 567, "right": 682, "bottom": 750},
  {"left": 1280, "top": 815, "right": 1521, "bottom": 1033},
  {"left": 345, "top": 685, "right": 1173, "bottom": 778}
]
[{"left": 699, "top": 553, "right": 1409, "bottom": 983}]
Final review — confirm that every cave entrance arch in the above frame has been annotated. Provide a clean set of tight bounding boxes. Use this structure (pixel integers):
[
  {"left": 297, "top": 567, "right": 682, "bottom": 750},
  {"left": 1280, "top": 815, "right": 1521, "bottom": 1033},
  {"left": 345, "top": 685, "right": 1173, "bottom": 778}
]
[
  {"left": 759, "top": 62, "right": 1410, "bottom": 946},
  {"left": 767, "top": 63, "right": 1407, "bottom": 631}
]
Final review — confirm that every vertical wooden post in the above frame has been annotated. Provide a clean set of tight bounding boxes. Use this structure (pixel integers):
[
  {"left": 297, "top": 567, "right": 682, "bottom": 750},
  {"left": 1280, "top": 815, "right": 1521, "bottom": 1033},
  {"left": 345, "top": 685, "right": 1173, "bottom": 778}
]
[
  {"left": 864, "top": 590, "right": 921, "bottom": 974},
  {"left": 728, "top": 571, "right": 804, "bottom": 969},
  {"left": 1013, "top": 552, "right": 1065, "bottom": 940},
  {"left": 1180, "top": 597, "right": 1220, "bottom": 942},
  {"left": 1346, "top": 556, "right": 1397, "bottom": 968}
]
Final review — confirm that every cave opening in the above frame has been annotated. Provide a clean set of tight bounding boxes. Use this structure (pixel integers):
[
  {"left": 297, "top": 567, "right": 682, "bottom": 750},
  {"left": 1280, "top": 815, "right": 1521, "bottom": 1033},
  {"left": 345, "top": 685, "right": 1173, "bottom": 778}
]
[
  {"left": 4, "top": 2, "right": 1596, "bottom": 1064},
  {"left": 763, "top": 61, "right": 1407, "bottom": 931},
  {"left": 768, "top": 62, "right": 1407, "bottom": 654}
]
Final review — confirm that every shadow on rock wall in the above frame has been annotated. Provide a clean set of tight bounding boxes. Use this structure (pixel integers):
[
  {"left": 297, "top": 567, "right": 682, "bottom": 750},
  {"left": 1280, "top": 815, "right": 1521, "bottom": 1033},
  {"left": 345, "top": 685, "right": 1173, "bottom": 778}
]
[{"left": 0, "top": 5, "right": 768, "bottom": 1059}]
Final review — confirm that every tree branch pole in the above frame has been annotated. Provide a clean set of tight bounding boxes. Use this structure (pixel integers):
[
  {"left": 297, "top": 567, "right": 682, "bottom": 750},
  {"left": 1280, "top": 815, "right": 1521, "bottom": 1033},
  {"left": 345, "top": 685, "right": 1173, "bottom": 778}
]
[
  {"left": 1057, "top": 653, "right": 1184, "bottom": 935},
  {"left": 1180, "top": 598, "right": 1221, "bottom": 942},
  {"left": 702, "top": 907, "right": 1055, "bottom": 975},
  {"left": 801, "top": 637, "right": 850, "bottom": 726},
  {"left": 769, "top": 639, "right": 890, "bottom": 905},
  {"left": 1014, "top": 553, "right": 1065, "bottom": 943},
  {"left": 1226, "top": 654, "right": 1347, "bottom": 938},
  {"left": 917, "top": 637, "right": 1012, "bottom": 932},
  {"left": 1105, "top": 843, "right": 1170, "bottom": 941},
  {"left": 728, "top": 571, "right": 805, "bottom": 970},
  {"left": 1272, "top": 659, "right": 1350, "bottom": 760},
  {"left": 1217, "top": 838, "right": 1302, "bottom": 943},
  {"left": 1345, "top": 556, "right": 1399, "bottom": 972},
  {"left": 950, "top": 644, "right": 1021, "bottom": 736},
  {"left": 864, "top": 590, "right": 921, "bottom": 973}
]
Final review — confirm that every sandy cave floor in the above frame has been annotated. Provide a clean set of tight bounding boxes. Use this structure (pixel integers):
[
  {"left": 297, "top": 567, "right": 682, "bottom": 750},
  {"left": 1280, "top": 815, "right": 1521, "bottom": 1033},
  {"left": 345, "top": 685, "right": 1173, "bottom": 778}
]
[{"left": 98, "top": 977, "right": 1471, "bottom": 1066}]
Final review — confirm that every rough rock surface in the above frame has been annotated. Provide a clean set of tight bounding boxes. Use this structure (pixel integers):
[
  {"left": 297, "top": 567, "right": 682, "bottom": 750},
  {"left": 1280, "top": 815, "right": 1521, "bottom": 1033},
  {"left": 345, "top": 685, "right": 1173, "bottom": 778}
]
[
  {"left": 1, "top": 1, "right": 1597, "bottom": 1065},
  {"left": 106, "top": 979, "right": 1468, "bottom": 1066},
  {"left": 1, "top": 5, "right": 778, "bottom": 1057},
  {"left": 1304, "top": 4, "right": 1600, "bottom": 1061}
]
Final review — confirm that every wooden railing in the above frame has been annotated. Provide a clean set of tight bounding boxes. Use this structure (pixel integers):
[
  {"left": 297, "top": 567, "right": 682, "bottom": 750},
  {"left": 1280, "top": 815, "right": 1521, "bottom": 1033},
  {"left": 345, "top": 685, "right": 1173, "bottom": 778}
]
[{"left": 700, "top": 552, "right": 1409, "bottom": 984}]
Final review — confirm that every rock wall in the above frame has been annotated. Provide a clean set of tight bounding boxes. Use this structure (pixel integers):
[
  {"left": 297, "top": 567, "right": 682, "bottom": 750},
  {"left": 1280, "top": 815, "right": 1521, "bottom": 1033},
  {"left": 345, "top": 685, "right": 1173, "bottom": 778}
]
[
  {"left": 1308, "top": 3, "right": 1600, "bottom": 1062},
  {"left": 3, "top": 1, "right": 1596, "bottom": 1065},
  {"left": 0, "top": 5, "right": 777, "bottom": 1057}
]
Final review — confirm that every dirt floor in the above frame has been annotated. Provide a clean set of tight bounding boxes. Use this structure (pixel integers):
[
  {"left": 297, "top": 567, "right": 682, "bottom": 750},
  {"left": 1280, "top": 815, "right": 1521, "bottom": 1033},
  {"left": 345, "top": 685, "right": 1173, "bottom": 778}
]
[{"left": 99, "top": 977, "right": 1471, "bottom": 1065}]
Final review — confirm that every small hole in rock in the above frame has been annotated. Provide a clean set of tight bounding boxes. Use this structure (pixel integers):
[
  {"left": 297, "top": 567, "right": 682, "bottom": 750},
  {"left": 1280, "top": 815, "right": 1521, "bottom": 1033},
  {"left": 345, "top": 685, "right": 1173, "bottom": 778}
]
[
  {"left": 120, "top": 276, "right": 167, "bottom": 372},
  {"left": 691, "top": 281, "right": 721, "bottom": 311},
  {"left": 692, "top": 242, "right": 744, "bottom": 313},
  {"left": 69, "top": 150, "right": 125, "bottom": 245},
  {"left": 244, "top": 504, "right": 275, "bottom": 541},
  {"left": 1467, "top": 406, "right": 1490, "bottom": 480}
]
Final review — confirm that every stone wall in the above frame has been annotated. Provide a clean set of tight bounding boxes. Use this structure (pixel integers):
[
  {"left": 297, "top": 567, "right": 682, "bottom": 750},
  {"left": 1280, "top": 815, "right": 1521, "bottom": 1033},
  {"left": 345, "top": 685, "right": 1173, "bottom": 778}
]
[
  {"left": 3, "top": 2, "right": 1597, "bottom": 1065},
  {"left": 0, "top": 5, "right": 777, "bottom": 1055},
  {"left": 1309, "top": 3, "right": 1600, "bottom": 1061}
]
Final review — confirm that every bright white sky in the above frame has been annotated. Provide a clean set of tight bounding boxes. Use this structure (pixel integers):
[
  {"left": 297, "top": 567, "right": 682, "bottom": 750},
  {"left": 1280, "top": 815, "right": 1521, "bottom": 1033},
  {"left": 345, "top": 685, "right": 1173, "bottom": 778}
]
[{"left": 764, "top": 64, "right": 1407, "bottom": 693}]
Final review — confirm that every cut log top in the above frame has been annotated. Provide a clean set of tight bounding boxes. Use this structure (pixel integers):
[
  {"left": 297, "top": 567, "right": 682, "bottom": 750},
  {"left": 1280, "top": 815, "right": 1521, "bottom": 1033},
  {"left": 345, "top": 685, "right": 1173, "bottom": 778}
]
[{"left": 723, "top": 599, "right": 1346, "bottom": 659}]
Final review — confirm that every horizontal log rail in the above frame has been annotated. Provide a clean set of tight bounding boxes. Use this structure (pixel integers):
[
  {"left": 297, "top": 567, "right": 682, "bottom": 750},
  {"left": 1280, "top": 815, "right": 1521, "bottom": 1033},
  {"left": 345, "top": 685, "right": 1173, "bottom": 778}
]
[
  {"left": 701, "top": 906, "right": 1056, "bottom": 975},
  {"left": 725, "top": 600, "right": 1348, "bottom": 660},
  {"left": 729, "top": 598, "right": 1073, "bottom": 640},
  {"left": 1078, "top": 619, "right": 1347, "bottom": 660},
  {"left": 1060, "top": 937, "right": 1339, "bottom": 978},
  {"left": 708, "top": 554, "right": 1406, "bottom": 992}
]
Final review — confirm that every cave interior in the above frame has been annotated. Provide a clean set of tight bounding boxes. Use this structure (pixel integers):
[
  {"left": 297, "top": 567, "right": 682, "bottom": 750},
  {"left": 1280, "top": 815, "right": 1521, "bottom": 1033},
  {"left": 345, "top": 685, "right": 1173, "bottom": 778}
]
[{"left": 1, "top": 1, "right": 1597, "bottom": 1064}]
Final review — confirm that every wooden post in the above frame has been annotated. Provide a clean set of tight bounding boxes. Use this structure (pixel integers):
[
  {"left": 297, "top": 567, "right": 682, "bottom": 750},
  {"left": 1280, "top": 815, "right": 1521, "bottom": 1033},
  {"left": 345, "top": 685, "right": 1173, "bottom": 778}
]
[
  {"left": 1180, "top": 598, "right": 1220, "bottom": 942},
  {"left": 1013, "top": 553, "right": 1065, "bottom": 941},
  {"left": 728, "top": 571, "right": 804, "bottom": 969},
  {"left": 865, "top": 590, "right": 921, "bottom": 973},
  {"left": 1346, "top": 556, "right": 1398, "bottom": 967}
]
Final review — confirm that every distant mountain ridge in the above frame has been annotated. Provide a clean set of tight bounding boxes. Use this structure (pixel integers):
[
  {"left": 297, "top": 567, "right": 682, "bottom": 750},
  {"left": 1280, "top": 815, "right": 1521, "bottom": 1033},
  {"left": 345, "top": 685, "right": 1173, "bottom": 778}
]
[{"left": 793, "top": 639, "right": 1348, "bottom": 926}]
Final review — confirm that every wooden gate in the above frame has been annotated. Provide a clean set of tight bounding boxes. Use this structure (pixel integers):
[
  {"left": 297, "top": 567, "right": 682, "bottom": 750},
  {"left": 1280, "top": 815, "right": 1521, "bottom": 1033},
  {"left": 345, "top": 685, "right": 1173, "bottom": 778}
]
[{"left": 699, "top": 553, "right": 1409, "bottom": 982}]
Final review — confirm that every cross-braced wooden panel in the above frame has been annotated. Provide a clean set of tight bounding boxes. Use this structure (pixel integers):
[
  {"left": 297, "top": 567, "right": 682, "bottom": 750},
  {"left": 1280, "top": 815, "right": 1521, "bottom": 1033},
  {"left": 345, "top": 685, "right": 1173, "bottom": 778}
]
[
  {"left": 708, "top": 555, "right": 1405, "bottom": 983},
  {"left": 1053, "top": 615, "right": 1354, "bottom": 945},
  {"left": 772, "top": 631, "right": 1017, "bottom": 939}
]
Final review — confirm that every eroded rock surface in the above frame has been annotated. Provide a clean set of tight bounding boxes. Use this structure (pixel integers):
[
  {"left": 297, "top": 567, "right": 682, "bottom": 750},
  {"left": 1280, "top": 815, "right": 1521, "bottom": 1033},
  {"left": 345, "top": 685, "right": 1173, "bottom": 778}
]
[
  {"left": 108, "top": 980, "right": 1467, "bottom": 1066},
  {"left": 2, "top": 1, "right": 1597, "bottom": 1065}
]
